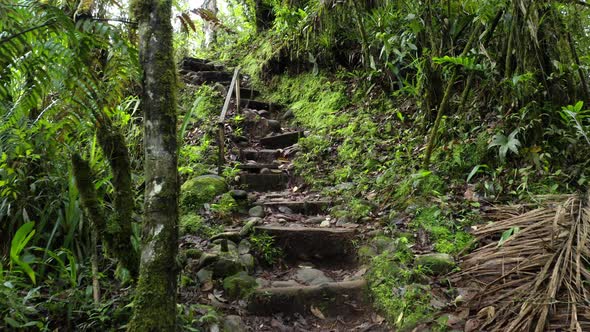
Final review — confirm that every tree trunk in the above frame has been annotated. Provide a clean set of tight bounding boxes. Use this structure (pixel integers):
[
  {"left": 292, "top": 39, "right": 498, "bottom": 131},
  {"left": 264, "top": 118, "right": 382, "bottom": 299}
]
[
  {"left": 96, "top": 126, "right": 139, "bottom": 277},
  {"left": 71, "top": 154, "right": 103, "bottom": 303},
  {"left": 203, "top": 0, "right": 217, "bottom": 47},
  {"left": 128, "top": 0, "right": 179, "bottom": 330}
]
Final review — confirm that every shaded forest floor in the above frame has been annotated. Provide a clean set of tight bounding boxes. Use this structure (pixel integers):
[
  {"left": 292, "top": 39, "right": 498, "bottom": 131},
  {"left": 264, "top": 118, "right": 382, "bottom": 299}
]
[{"left": 176, "top": 57, "right": 590, "bottom": 331}]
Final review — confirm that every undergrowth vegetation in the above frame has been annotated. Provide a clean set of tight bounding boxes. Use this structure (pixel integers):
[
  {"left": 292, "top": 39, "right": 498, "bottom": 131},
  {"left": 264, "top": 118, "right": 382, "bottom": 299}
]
[{"left": 3, "top": 0, "right": 590, "bottom": 329}]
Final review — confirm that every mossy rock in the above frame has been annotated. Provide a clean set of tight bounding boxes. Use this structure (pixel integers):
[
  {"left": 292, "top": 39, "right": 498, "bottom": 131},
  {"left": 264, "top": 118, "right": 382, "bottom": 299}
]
[
  {"left": 358, "top": 245, "right": 377, "bottom": 262},
  {"left": 415, "top": 253, "right": 455, "bottom": 275},
  {"left": 180, "top": 175, "right": 228, "bottom": 211},
  {"left": 223, "top": 271, "right": 257, "bottom": 299},
  {"left": 212, "top": 256, "right": 243, "bottom": 279},
  {"left": 178, "top": 247, "right": 203, "bottom": 265},
  {"left": 372, "top": 235, "right": 396, "bottom": 254},
  {"left": 179, "top": 213, "right": 205, "bottom": 235}
]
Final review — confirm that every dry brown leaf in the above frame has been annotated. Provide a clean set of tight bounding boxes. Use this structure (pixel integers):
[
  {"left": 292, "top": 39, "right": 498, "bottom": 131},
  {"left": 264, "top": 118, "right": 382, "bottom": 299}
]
[
  {"left": 200, "top": 280, "right": 213, "bottom": 292},
  {"left": 310, "top": 306, "right": 325, "bottom": 320},
  {"left": 476, "top": 306, "right": 495, "bottom": 326},
  {"left": 464, "top": 318, "right": 481, "bottom": 332},
  {"left": 453, "top": 195, "right": 590, "bottom": 331}
]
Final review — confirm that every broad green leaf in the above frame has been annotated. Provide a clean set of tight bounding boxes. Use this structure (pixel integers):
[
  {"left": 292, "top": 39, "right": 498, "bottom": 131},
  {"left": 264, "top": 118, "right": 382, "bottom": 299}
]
[
  {"left": 467, "top": 164, "right": 487, "bottom": 183},
  {"left": 10, "top": 221, "right": 36, "bottom": 284},
  {"left": 488, "top": 129, "right": 520, "bottom": 161},
  {"left": 497, "top": 227, "right": 520, "bottom": 247},
  {"left": 10, "top": 221, "right": 35, "bottom": 260}
]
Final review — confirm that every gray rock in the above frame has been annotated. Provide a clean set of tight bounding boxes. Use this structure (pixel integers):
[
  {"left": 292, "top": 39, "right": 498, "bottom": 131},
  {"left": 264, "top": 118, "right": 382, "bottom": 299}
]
[
  {"left": 267, "top": 119, "right": 282, "bottom": 132},
  {"left": 196, "top": 268, "right": 213, "bottom": 283},
  {"left": 239, "top": 217, "right": 260, "bottom": 236},
  {"left": 239, "top": 254, "right": 255, "bottom": 271},
  {"left": 238, "top": 239, "right": 251, "bottom": 255},
  {"left": 278, "top": 206, "right": 294, "bottom": 214},
  {"left": 230, "top": 189, "right": 248, "bottom": 200},
  {"left": 248, "top": 205, "right": 265, "bottom": 218},
  {"left": 294, "top": 267, "right": 333, "bottom": 286},
  {"left": 223, "top": 315, "right": 247, "bottom": 332},
  {"left": 256, "top": 278, "right": 270, "bottom": 288},
  {"left": 271, "top": 280, "right": 301, "bottom": 288},
  {"left": 336, "top": 216, "right": 352, "bottom": 225},
  {"left": 372, "top": 235, "right": 395, "bottom": 254},
  {"left": 211, "top": 240, "right": 238, "bottom": 255},
  {"left": 306, "top": 216, "right": 326, "bottom": 224},
  {"left": 358, "top": 245, "right": 377, "bottom": 262},
  {"left": 212, "top": 257, "right": 243, "bottom": 279},
  {"left": 198, "top": 253, "right": 220, "bottom": 269},
  {"left": 260, "top": 168, "right": 271, "bottom": 174},
  {"left": 281, "top": 109, "right": 294, "bottom": 120},
  {"left": 415, "top": 253, "right": 456, "bottom": 275},
  {"left": 319, "top": 219, "right": 330, "bottom": 228}
]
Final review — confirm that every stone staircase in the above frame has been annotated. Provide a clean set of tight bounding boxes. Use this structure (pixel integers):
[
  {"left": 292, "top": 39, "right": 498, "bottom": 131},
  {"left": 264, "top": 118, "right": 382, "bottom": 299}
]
[{"left": 181, "top": 58, "right": 383, "bottom": 331}]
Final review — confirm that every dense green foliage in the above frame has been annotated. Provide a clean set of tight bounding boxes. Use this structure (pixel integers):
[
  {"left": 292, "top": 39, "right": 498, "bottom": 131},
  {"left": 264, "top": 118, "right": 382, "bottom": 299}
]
[{"left": 2, "top": 0, "right": 590, "bottom": 329}]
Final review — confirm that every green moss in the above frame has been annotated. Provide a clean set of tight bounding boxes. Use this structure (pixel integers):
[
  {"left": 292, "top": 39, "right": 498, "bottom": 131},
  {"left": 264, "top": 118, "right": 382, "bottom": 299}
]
[
  {"left": 367, "top": 251, "right": 433, "bottom": 331},
  {"left": 222, "top": 271, "right": 257, "bottom": 299},
  {"left": 415, "top": 253, "right": 456, "bottom": 275},
  {"left": 332, "top": 198, "right": 374, "bottom": 221},
  {"left": 179, "top": 213, "right": 224, "bottom": 238},
  {"left": 128, "top": 223, "right": 177, "bottom": 331},
  {"left": 358, "top": 245, "right": 377, "bottom": 262},
  {"left": 411, "top": 206, "right": 475, "bottom": 255},
  {"left": 393, "top": 170, "right": 445, "bottom": 207},
  {"left": 268, "top": 73, "right": 348, "bottom": 132},
  {"left": 179, "top": 213, "right": 204, "bottom": 235},
  {"left": 180, "top": 175, "right": 228, "bottom": 211}
]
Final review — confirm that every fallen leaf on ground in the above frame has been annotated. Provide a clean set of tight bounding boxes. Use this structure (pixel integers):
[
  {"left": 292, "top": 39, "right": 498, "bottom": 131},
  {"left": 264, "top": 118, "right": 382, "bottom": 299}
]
[{"left": 310, "top": 306, "right": 325, "bottom": 320}]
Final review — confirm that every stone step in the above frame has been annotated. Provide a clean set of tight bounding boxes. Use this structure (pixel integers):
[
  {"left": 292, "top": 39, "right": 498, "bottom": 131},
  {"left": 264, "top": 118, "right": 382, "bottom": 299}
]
[
  {"left": 253, "top": 225, "right": 356, "bottom": 261},
  {"left": 247, "top": 279, "right": 367, "bottom": 317},
  {"left": 239, "top": 88, "right": 260, "bottom": 99},
  {"left": 260, "top": 131, "right": 304, "bottom": 149},
  {"left": 240, "top": 173, "right": 288, "bottom": 192},
  {"left": 184, "top": 71, "right": 234, "bottom": 85},
  {"left": 180, "top": 57, "right": 225, "bottom": 72},
  {"left": 241, "top": 117, "right": 282, "bottom": 138},
  {"left": 261, "top": 200, "right": 332, "bottom": 215},
  {"left": 240, "top": 149, "right": 281, "bottom": 163},
  {"left": 237, "top": 163, "right": 280, "bottom": 172},
  {"left": 239, "top": 99, "right": 284, "bottom": 112}
]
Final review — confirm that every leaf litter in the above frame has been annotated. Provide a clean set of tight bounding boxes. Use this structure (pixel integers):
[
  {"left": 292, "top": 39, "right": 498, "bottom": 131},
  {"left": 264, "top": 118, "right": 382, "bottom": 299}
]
[{"left": 453, "top": 194, "right": 590, "bottom": 331}]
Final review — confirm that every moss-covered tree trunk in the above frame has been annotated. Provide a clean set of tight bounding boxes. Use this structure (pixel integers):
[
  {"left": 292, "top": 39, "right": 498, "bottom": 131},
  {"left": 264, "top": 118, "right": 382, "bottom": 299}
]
[
  {"left": 128, "top": 0, "right": 179, "bottom": 330},
  {"left": 71, "top": 154, "right": 103, "bottom": 303},
  {"left": 96, "top": 126, "right": 139, "bottom": 277}
]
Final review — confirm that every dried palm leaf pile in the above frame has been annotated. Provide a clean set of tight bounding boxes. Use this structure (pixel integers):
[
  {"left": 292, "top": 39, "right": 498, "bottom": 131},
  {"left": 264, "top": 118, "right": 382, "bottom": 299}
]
[{"left": 453, "top": 194, "right": 590, "bottom": 331}]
